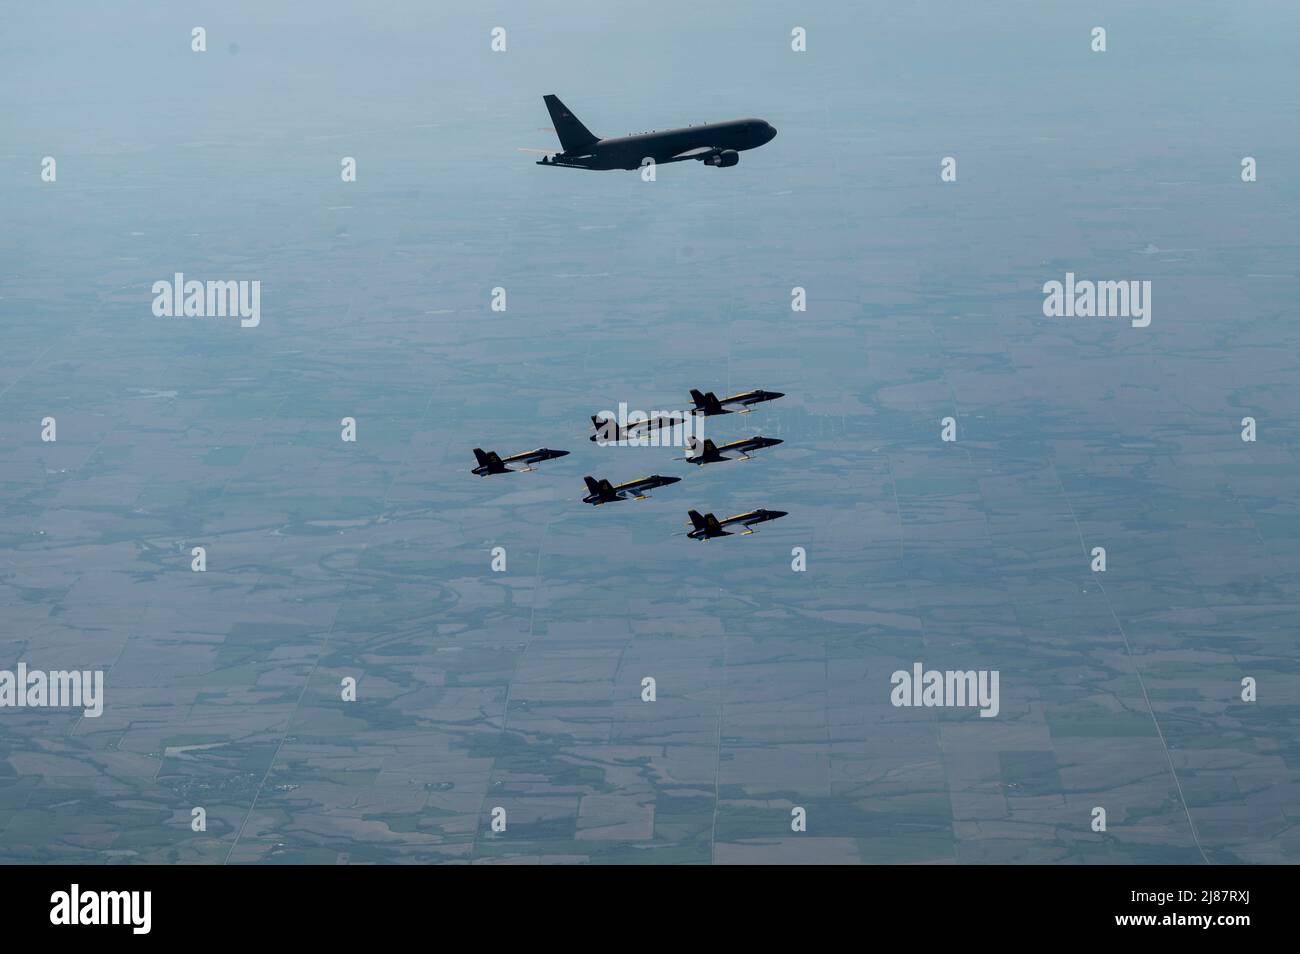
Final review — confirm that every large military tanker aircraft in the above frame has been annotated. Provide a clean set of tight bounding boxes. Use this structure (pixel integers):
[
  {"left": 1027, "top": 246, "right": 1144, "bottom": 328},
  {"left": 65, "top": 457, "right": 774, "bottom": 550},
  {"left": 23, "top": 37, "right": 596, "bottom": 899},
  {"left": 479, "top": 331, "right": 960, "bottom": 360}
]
[{"left": 527, "top": 95, "right": 777, "bottom": 171}]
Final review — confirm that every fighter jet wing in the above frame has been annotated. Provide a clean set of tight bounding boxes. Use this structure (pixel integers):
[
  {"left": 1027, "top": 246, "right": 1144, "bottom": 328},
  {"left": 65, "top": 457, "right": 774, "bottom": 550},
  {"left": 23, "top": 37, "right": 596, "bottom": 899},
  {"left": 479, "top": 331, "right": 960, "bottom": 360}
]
[{"left": 616, "top": 477, "right": 658, "bottom": 498}]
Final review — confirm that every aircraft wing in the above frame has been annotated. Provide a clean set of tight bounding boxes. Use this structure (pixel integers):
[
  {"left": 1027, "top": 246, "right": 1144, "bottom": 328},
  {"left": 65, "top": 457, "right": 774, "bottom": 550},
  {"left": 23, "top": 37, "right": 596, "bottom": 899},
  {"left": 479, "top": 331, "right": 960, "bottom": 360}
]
[
  {"left": 718, "top": 513, "right": 761, "bottom": 529},
  {"left": 669, "top": 146, "right": 720, "bottom": 163},
  {"left": 510, "top": 449, "right": 559, "bottom": 467},
  {"left": 617, "top": 477, "right": 658, "bottom": 497}
]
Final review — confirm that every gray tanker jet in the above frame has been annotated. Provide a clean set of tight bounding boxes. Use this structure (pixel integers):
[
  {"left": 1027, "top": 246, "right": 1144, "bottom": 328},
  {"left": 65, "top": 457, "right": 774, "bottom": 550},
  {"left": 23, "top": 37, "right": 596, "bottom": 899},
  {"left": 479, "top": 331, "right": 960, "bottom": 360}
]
[
  {"left": 528, "top": 95, "right": 776, "bottom": 171},
  {"left": 679, "top": 436, "right": 783, "bottom": 465},
  {"left": 583, "top": 474, "right": 681, "bottom": 505},
  {"left": 472, "top": 447, "right": 569, "bottom": 477},
  {"left": 686, "top": 508, "right": 788, "bottom": 540}
]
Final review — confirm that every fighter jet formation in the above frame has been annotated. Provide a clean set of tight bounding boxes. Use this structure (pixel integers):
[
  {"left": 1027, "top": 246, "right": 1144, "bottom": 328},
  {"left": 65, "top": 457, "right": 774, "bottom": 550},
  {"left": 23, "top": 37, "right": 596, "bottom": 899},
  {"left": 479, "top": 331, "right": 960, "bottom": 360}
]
[
  {"left": 526, "top": 95, "right": 777, "bottom": 172},
  {"left": 472, "top": 386, "right": 787, "bottom": 540}
]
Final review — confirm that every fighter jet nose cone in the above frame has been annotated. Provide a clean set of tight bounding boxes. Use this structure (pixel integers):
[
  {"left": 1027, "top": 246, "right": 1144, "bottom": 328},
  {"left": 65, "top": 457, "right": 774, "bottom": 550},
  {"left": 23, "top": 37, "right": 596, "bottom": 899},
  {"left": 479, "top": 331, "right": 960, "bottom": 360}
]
[
  {"left": 768, "top": 391, "right": 784, "bottom": 400},
  {"left": 771, "top": 510, "right": 788, "bottom": 519},
  {"left": 766, "top": 124, "right": 777, "bottom": 141},
  {"left": 769, "top": 439, "right": 784, "bottom": 446},
  {"left": 663, "top": 476, "right": 682, "bottom": 484},
  {"left": 554, "top": 450, "right": 571, "bottom": 457}
]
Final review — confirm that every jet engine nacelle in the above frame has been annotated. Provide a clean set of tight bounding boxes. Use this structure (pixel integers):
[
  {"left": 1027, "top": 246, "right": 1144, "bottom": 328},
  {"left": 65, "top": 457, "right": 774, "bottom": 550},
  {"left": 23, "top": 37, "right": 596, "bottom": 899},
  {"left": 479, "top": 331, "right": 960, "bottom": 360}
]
[{"left": 706, "top": 150, "right": 740, "bottom": 168}]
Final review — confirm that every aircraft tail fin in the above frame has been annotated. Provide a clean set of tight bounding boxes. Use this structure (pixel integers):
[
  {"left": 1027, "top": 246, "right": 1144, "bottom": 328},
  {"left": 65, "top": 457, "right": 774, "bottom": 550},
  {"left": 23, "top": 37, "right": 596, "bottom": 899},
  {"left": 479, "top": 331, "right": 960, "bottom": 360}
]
[
  {"left": 705, "top": 514, "right": 725, "bottom": 534},
  {"left": 703, "top": 439, "right": 718, "bottom": 455},
  {"left": 687, "top": 510, "right": 708, "bottom": 531},
  {"left": 584, "top": 476, "right": 600, "bottom": 495},
  {"left": 473, "top": 448, "right": 490, "bottom": 466},
  {"left": 544, "top": 95, "right": 598, "bottom": 153},
  {"left": 591, "top": 415, "right": 618, "bottom": 444},
  {"left": 690, "top": 389, "right": 723, "bottom": 413}
]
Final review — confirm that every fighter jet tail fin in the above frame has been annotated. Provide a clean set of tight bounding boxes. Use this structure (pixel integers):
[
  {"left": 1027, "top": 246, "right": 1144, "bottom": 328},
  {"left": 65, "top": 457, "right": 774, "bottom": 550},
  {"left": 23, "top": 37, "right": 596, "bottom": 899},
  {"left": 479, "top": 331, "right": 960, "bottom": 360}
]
[
  {"left": 703, "top": 439, "right": 719, "bottom": 455},
  {"left": 583, "top": 476, "right": 600, "bottom": 495},
  {"left": 705, "top": 514, "right": 725, "bottom": 535},
  {"left": 687, "top": 510, "right": 708, "bottom": 531},
  {"left": 473, "top": 448, "right": 491, "bottom": 467},
  {"left": 590, "top": 415, "right": 618, "bottom": 443},
  {"left": 690, "top": 389, "right": 723, "bottom": 413},
  {"left": 544, "top": 95, "right": 599, "bottom": 153}
]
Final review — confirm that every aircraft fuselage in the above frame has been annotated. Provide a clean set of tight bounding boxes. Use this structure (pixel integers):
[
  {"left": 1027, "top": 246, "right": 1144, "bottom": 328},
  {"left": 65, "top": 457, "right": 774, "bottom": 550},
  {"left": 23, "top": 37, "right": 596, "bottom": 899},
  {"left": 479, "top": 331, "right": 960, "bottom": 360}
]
[{"left": 546, "top": 120, "right": 776, "bottom": 171}]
